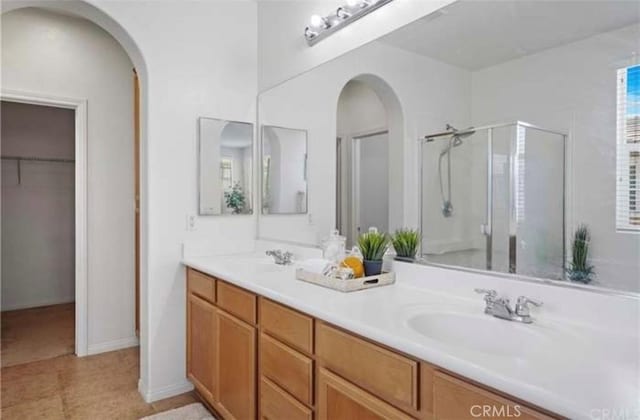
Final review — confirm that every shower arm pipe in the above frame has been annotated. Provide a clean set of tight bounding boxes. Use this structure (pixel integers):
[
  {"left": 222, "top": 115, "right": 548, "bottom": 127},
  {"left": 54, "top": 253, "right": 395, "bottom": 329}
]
[{"left": 421, "top": 120, "right": 567, "bottom": 141}]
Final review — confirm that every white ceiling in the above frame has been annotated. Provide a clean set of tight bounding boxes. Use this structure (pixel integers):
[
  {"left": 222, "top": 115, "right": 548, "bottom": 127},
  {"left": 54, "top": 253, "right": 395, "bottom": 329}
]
[{"left": 378, "top": 0, "right": 640, "bottom": 71}]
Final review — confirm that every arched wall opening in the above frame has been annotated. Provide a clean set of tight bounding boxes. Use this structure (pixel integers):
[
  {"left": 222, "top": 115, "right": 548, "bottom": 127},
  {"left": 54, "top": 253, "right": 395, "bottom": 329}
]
[
  {"left": 1, "top": 0, "right": 149, "bottom": 389},
  {"left": 335, "top": 73, "right": 404, "bottom": 246}
]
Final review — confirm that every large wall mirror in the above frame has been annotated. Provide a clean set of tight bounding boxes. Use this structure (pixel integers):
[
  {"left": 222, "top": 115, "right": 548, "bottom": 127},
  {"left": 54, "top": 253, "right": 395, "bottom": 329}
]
[
  {"left": 257, "top": 1, "right": 640, "bottom": 294},
  {"left": 199, "top": 117, "right": 253, "bottom": 215},
  {"left": 261, "top": 126, "right": 308, "bottom": 215}
]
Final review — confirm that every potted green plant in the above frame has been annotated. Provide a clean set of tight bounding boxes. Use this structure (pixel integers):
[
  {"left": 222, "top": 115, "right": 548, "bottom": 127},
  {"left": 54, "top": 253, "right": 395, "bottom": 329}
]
[
  {"left": 391, "top": 229, "right": 420, "bottom": 262},
  {"left": 357, "top": 229, "right": 390, "bottom": 276},
  {"left": 224, "top": 182, "right": 246, "bottom": 215},
  {"left": 566, "top": 224, "right": 595, "bottom": 284}
]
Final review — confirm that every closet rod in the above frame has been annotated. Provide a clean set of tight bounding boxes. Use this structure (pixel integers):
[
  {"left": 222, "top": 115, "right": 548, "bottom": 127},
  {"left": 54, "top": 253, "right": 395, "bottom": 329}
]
[
  {"left": 1, "top": 155, "right": 75, "bottom": 185},
  {"left": 1, "top": 155, "right": 75, "bottom": 163}
]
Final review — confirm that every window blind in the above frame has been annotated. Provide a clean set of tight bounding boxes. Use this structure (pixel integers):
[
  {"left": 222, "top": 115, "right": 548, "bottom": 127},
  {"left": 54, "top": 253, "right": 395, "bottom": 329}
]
[{"left": 616, "top": 65, "right": 640, "bottom": 232}]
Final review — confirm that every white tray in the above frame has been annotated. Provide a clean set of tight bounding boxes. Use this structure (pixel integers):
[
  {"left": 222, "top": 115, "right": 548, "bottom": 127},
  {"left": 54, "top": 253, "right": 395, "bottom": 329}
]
[{"left": 295, "top": 268, "right": 395, "bottom": 292}]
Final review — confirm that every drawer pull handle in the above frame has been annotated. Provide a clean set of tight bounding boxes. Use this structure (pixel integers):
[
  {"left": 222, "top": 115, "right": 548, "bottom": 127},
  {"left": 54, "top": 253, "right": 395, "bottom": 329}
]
[{"left": 364, "top": 279, "right": 379, "bottom": 285}]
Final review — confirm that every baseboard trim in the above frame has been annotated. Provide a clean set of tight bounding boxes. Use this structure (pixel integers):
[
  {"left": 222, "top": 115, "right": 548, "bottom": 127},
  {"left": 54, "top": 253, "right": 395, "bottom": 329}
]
[
  {"left": 87, "top": 336, "right": 139, "bottom": 355},
  {"left": 140, "top": 379, "right": 194, "bottom": 403},
  {"left": 1, "top": 297, "right": 75, "bottom": 312}
]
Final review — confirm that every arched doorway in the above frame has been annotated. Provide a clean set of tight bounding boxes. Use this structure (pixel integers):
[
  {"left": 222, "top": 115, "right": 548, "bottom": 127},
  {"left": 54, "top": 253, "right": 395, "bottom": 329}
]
[
  {"left": 1, "top": 2, "right": 148, "bottom": 374},
  {"left": 336, "top": 74, "right": 404, "bottom": 247}
]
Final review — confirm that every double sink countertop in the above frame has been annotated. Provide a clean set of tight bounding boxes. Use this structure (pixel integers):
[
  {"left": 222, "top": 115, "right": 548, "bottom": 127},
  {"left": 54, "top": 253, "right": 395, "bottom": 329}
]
[{"left": 183, "top": 253, "right": 640, "bottom": 420}]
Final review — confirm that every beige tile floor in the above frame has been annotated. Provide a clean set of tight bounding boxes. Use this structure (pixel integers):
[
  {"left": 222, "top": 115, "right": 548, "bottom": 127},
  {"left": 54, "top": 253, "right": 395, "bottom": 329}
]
[{"left": 1, "top": 305, "right": 199, "bottom": 419}]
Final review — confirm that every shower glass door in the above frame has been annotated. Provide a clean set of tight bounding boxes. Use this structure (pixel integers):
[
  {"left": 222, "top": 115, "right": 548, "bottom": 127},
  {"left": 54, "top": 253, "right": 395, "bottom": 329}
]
[
  {"left": 420, "top": 122, "right": 566, "bottom": 279},
  {"left": 420, "top": 130, "right": 489, "bottom": 271}
]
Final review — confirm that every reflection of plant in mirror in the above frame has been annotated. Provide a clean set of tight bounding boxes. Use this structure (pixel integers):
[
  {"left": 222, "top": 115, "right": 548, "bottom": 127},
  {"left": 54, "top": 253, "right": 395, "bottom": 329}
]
[
  {"left": 392, "top": 229, "right": 420, "bottom": 261},
  {"left": 224, "top": 182, "right": 246, "bottom": 214},
  {"left": 567, "top": 224, "right": 595, "bottom": 284},
  {"left": 358, "top": 230, "right": 389, "bottom": 262}
]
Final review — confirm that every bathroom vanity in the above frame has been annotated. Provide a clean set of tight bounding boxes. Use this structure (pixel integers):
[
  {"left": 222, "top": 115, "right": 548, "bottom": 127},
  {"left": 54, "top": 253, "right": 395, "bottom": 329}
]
[
  {"left": 185, "top": 267, "right": 552, "bottom": 420},
  {"left": 183, "top": 253, "right": 638, "bottom": 420}
]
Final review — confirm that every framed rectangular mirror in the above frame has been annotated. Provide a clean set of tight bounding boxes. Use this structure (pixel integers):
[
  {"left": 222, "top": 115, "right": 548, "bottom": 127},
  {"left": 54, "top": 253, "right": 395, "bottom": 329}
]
[
  {"left": 261, "top": 125, "right": 308, "bottom": 215},
  {"left": 198, "top": 117, "right": 253, "bottom": 216}
]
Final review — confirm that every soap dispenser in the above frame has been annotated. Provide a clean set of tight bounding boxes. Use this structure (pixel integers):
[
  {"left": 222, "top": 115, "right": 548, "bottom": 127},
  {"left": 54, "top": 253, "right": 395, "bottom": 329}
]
[{"left": 322, "top": 229, "right": 346, "bottom": 263}]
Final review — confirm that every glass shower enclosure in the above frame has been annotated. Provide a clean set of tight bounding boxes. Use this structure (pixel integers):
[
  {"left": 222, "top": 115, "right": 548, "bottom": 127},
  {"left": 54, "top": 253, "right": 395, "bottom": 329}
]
[{"left": 419, "top": 121, "right": 567, "bottom": 280}]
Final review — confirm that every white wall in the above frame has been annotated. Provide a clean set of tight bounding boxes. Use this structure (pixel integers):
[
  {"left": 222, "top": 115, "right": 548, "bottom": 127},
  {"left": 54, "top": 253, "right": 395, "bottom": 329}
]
[
  {"left": 84, "top": 0, "right": 258, "bottom": 400},
  {"left": 1, "top": 102, "right": 75, "bottom": 310},
  {"left": 258, "top": 0, "right": 456, "bottom": 90},
  {"left": 3, "top": 0, "right": 258, "bottom": 402},
  {"left": 258, "top": 40, "right": 471, "bottom": 245},
  {"left": 1, "top": 9, "right": 135, "bottom": 350},
  {"left": 471, "top": 24, "right": 640, "bottom": 292}
]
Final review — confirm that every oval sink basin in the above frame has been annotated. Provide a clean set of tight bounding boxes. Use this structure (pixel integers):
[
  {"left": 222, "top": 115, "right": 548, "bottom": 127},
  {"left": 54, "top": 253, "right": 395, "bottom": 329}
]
[
  {"left": 407, "top": 312, "right": 551, "bottom": 358},
  {"left": 223, "top": 257, "right": 290, "bottom": 273}
]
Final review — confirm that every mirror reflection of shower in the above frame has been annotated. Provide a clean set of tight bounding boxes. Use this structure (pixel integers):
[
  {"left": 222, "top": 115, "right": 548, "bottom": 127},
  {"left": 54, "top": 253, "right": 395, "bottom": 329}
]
[
  {"left": 420, "top": 121, "right": 566, "bottom": 281},
  {"left": 426, "top": 124, "right": 476, "bottom": 218}
]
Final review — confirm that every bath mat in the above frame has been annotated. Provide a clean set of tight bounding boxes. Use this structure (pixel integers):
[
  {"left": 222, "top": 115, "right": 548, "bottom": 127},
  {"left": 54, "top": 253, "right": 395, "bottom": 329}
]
[{"left": 141, "top": 403, "right": 215, "bottom": 420}]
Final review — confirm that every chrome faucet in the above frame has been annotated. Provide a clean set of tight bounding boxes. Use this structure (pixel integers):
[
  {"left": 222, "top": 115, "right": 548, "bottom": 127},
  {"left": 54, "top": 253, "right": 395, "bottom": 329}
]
[
  {"left": 265, "top": 249, "right": 294, "bottom": 265},
  {"left": 474, "top": 289, "right": 542, "bottom": 324}
]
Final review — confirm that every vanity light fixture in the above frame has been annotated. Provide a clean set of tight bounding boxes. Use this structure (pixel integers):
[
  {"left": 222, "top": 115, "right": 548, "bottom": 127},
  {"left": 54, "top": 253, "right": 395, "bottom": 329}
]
[{"left": 304, "top": 0, "right": 393, "bottom": 46}]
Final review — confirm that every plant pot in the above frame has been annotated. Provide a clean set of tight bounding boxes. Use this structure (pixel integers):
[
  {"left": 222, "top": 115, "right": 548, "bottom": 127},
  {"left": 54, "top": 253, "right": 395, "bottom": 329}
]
[
  {"left": 363, "top": 260, "right": 383, "bottom": 276},
  {"left": 394, "top": 256, "right": 416, "bottom": 263},
  {"left": 567, "top": 269, "right": 593, "bottom": 284}
]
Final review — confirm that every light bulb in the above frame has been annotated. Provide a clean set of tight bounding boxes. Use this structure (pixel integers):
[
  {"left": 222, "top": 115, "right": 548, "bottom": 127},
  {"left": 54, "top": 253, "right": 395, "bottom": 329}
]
[
  {"left": 346, "top": 0, "right": 366, "bottom": 8},
  {"left": 310, "top": 14, "right": 328, "bottom": 29}
]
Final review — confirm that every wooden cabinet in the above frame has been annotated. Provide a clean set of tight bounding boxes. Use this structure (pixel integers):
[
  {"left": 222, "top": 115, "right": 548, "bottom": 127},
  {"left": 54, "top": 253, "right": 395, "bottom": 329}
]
[
  {"left": 187, "top": 293, "right": 216, "bottom": 403},
  {"left": 317, "top": 368, "right": 413, "bottom": 420},
  {"left": 217, "top": 281, "right": 257, "bottom": 325},
  {"left": 216, "top": 309, "right": 257, "bottom": 420},
  {"left": 259, "top": 333, "right": 313, "bottom": 406},
  {"left": 260, "top": 298, "right": 313, "bottom": 354},
  {"left": 186, "top": 270, "right": 559, "bottom": 420},
  {"left": 188, "top": 268, "right": 216, "bottom": 303},
  {"left": 260, "top": 377, "right": 312, "bottom": 420},
  {"left": 186, "top": 271, "right": 257, "bottom": 420},
  {"left": 316, "top": 322, "right": 418, "bottom": 412},
  {"left": 432, "top": 371, "right": 553, "bottom": 420}
]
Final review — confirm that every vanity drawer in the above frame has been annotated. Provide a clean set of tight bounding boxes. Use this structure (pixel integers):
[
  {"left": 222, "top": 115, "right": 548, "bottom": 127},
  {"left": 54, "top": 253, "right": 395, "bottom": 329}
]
[
  {"left": 260, "top": 377, "right": 312, "bottom": 420},
  {"left": 259, "top": 298, "right": 313, "bottom": 354},
  {"left": 187, "top": 268, "right": 215, "bottom": 303},
  {"left": 317, "top": 368, "right": 412, "bottom": 420},
  {"left": 433, "top": 371, "right": 555, "bottom": 420},
  {"left": 217, "top": 281, "right": 257, "bottom": 325},
  {"left": 316, "top": 322, "right": 418, "bottom": 412},
  {"left": 260, "top": 333, "right": 313, "bottom": 406}
]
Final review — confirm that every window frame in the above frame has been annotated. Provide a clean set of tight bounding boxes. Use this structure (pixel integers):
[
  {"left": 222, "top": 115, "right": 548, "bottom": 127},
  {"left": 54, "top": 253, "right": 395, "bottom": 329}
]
[{"left": 616, "top": 64, "right": 640, "bottom": 232}]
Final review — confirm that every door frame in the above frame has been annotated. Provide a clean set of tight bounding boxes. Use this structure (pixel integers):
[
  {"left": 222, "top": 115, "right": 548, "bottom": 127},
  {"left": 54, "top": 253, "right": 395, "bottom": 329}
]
[
  {"left": 1, "top": 89, "right": 89, "bottom": 356},
  {"left": 350, "top": 129, "right": 389, "bottom": 242}
]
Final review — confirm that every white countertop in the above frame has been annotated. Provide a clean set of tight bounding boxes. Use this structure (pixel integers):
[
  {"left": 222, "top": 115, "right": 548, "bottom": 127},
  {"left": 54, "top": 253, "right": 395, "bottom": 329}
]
[{"left": 183, "top": 254, "right": 640, "bottom": 420}]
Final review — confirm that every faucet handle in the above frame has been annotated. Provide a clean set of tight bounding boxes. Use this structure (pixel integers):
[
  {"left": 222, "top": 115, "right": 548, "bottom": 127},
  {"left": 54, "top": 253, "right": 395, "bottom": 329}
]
[
  {"left": 474, "top": 288, "right": 497, "bottom": 300},
  {"left": 515, "top": 296, "right": 542, "bottom": 316}
]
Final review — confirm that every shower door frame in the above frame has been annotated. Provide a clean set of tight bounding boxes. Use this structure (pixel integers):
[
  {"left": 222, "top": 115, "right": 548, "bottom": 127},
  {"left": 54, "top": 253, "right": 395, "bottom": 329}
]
[{"left": 419, "top": 120, "right": 567, "bottom": 278}]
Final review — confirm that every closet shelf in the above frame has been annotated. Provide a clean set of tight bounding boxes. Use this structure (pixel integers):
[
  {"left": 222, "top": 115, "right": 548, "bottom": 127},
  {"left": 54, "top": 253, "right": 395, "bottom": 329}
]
[
  {"left": 1, "top": 155, "right": 75, "bottom": 185},
  {"left": 1, "top": 155, "right": 75, "bottom": 163}
]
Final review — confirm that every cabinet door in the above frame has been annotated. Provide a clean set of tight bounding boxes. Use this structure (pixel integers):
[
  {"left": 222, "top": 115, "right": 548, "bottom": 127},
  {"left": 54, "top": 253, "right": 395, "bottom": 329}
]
[
  {"left": 216, "top": 309, "right": 257, "bottom": 420},
  {"left": 433, "top": 371, "right": 554, "bottom": 420},
  {"left": 317, "top": 368, "right": 412, "bottom": 420},
  {"left": 187, "top": 293, "right": 216, "bottom": 402}
]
